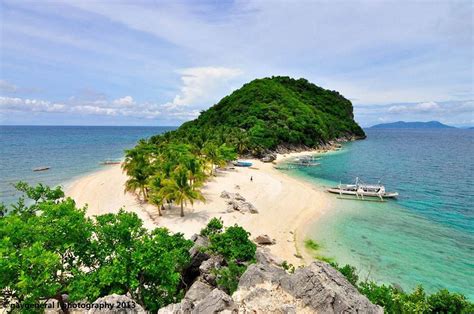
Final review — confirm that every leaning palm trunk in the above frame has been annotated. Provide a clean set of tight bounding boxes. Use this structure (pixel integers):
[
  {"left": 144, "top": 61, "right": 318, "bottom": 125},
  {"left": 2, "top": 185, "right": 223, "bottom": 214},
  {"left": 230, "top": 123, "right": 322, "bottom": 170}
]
[{"left": 180, "top": 202, "right": 184, "bottom": 217}]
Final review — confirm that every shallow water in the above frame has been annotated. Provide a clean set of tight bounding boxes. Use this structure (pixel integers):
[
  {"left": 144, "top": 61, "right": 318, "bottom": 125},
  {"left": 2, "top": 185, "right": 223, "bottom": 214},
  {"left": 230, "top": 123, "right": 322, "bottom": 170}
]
[
  {"left": 290, "top": 129, "right": 473, "bottom": 298},
  {"left": 0, "top": 125, "right": 173, "bottom": 205}
]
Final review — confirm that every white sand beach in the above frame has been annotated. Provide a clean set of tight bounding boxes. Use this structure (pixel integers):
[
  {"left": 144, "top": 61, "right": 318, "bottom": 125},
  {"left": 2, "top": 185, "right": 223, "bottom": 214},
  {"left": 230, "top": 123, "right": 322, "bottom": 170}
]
[{"left": 66, "top": 152, "right": 332, "bottom": 265}]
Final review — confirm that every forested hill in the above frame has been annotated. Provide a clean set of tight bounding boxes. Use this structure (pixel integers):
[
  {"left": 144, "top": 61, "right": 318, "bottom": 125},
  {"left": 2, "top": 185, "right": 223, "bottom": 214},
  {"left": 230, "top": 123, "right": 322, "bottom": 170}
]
[{"left": 154, "top": 76, "right": 365, "bottom": 155}]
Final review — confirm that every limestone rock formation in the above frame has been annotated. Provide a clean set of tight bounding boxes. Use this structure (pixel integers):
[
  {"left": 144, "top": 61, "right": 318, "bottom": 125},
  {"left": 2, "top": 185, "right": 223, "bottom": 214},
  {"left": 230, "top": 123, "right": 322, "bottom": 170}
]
[
  {"left": 161, "top": 246, "right": 382, "bottom": 313},
  {"left": 254, "top": 234, "right": 275, "bottom": 245},
  {"left": 192, "top": 289, "right": 235, "bottom": 314},
  {"left": 220, "top": 191, "right": 258, "bottom": 214},
  {"left": 261, "top": 153, "right": 277, "bottom": 162}
]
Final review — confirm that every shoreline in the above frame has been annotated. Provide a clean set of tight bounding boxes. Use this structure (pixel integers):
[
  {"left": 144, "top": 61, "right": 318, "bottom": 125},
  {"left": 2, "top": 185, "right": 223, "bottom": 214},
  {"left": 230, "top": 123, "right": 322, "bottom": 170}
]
[{"left": 65, "top": 150, "right": 336, "bottom": 266}]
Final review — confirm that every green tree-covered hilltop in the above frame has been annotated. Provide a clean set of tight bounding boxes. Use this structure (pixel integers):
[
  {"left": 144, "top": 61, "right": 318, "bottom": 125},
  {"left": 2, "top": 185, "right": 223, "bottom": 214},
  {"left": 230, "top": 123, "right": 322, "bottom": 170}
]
[{"left": 160, "top": 76, "right": 365, "bottom": 155}]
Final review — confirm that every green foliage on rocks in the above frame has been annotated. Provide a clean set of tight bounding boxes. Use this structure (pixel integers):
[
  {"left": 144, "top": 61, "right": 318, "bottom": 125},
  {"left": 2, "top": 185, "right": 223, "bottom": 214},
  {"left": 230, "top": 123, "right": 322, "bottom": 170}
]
[
  {"left": 208, "top": 224, "right": 256, "bottom": 263},
  {"left": 200, "top": 217, "right": 224, "bottom": 237},
  {"left": 215, "top": 261, "right": 247, "bottom": 295},
  {"left": 332, "top": 263, "right": 474, "bottom": 313},
  {"left": 202, "top": 218, "right": 257, "bottom": 295}
]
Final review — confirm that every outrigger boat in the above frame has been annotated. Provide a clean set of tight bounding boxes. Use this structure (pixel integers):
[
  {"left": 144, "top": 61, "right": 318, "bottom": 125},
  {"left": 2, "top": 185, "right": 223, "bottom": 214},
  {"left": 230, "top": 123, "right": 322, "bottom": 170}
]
[
  {"left": 327, "top": 177, "right": 398, "bottom": 201},
  {"left": 287, "top": 155, "right": 320, "bottom": 167},
  {"left": 33, "top": 166, "right": 50, "bottom": 172},
  {"left": 100, "top": 160, "right": 121, "bottom": 165},
  {"left": 233, "top": 160, "right": 253, "bottom": 167}
]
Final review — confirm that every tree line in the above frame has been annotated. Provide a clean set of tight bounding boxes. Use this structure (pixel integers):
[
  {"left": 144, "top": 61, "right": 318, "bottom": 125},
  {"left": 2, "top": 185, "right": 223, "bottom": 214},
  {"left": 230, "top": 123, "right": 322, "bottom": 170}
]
[{"left": 122, "top": 139, "right": 236, "bottom": 217}]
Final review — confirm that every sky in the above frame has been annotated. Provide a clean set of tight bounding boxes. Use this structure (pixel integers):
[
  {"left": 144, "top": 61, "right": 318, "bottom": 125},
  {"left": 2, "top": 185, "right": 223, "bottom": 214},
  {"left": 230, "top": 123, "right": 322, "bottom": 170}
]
[{"left": 0, "top": 0, "right": 472, "bottom": 127}]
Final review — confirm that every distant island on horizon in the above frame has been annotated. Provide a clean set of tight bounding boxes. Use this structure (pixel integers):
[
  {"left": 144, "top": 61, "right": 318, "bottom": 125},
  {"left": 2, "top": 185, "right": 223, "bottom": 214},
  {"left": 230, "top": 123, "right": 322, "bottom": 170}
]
[{"left": 370, "top": 121, "right": 456, "bottom": 129}]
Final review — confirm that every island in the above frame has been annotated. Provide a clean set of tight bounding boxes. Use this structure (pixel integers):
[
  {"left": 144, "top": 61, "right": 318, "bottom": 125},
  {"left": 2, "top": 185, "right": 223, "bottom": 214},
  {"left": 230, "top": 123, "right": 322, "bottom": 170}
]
[
  {"left": 370, "top": 121, "right": 455, "bottom": 129},
  {"left": 167, "top": 76, "right": 366, "bottom": 155}
]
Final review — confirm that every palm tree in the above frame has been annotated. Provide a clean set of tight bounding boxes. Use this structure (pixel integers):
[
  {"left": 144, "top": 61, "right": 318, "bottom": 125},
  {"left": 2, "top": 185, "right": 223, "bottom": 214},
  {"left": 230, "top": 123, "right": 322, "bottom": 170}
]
[
  {"left": 147, "top": 174, "right": 166, "bottom": 216},
  {"left": 122, "top": 144, "right": 153, "bottom": 200},
  {"left": 179, "top": 157, "right": 206, "bottom": 187},
  {"left": 160, "top": 170, "right": 205, "bottom": 217},
  {"left": 203, "top": 142, "right": 226, "bottom": 175},
  {"left": 148, "top": 193, "right": 165, "bottom": 216},
  {"left": 236, "top": 134, "right": 250, "bottom": 154},
  {"left": 124, "top": 167, "right": 149, "bottom": 200}
]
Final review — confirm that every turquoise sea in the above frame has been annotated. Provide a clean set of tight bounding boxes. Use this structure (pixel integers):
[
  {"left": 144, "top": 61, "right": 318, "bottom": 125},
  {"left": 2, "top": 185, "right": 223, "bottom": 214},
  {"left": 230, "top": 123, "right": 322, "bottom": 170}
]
[
  {"left": 290, "top": 129, "right": 473, "bottom": 298},
  {"left": 0, "top": 126, "right": 174, "bottom": 205}
]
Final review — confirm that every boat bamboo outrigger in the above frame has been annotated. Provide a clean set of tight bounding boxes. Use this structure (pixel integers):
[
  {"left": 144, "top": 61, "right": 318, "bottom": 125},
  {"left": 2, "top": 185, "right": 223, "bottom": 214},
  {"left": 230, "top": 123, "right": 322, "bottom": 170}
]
[
  {"left": 327, "top": 177, "right": 398, "bottom": 201},
  {"left": 287, "top": 155, "right": 320, "bottom": 167}
]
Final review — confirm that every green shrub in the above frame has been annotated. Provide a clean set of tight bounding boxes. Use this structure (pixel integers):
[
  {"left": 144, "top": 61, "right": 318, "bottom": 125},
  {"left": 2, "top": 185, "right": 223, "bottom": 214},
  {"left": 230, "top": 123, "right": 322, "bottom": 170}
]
[
  {"left": 216, "top": 261, "right": 247, "bottom": 294},
  {"left": 358, "top": 281, "right": 398, "bottom": 311},
  {"left": 330, "top": 262, "right": 359, "bottom": 287},
  {"left": 208, "top": 224, "right": 256, "bottom": 263},
  {"left": 427, "top": 289, "right": 473, "bottom": 313},
  {"left": 200, "top": 217, "right": 223, "bottom": 237},
  {"left": 334, "top": 263, "right": 474, "bottom": 313}
]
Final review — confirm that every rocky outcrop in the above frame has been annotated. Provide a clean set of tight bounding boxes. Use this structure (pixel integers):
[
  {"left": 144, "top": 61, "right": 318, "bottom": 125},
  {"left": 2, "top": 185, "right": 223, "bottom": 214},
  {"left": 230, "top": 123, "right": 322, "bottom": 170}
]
[
  {"left": 184, "top": 280, "right": 213, "bottom": 304},
  {"left": 261, "top": 153, "right": 277, "bottom": 163},
  {"left": 185, "top": 234, "right": 211, "bottom": 285},
  {"left": 199, "top": 255, "right": 224, "bottom": 286},
  {"left": 220, "top": 191, "right": 258, "bottom": 214},
  {"left": 162, "top": 246, "right": 382, "bottom": 313},
  {"left": 192, "top": 289, "right": 235, "bottom": 313},
  {"left": 254, "top": 234, "right": 275, "bottom": 245},
  {"left": 234, "top": 255, "right": 382, "bottom": 313}
]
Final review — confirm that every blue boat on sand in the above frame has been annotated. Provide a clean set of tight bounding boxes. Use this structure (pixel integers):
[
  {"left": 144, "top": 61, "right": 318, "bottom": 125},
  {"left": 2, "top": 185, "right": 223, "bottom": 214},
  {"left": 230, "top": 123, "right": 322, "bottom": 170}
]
[{"left": 233, "top": 160, "right": 253, "bottom": 167}]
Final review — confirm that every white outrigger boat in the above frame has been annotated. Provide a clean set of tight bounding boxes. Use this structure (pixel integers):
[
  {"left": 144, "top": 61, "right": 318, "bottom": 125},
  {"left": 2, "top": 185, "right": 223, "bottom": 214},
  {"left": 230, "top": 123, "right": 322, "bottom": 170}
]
[{"left": 327, "top": 177, "right": 398, "bottom": 201}]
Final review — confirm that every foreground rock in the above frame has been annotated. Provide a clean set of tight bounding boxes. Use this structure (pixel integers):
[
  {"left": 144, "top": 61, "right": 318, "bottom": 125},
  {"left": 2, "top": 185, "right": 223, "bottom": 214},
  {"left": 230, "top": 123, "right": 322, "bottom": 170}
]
[{"left": 161, "top": 245, "right": 382, "bottom": 313}]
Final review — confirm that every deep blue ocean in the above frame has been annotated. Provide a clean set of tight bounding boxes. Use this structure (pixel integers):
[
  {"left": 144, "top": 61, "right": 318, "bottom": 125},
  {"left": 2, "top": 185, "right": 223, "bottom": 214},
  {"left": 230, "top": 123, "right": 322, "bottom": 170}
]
[
  {"left": 0, "top": 126, "right": 174, "bottom": 205},
  {"left": 291, "top": 129, "right": 473, "bottom": 298}
]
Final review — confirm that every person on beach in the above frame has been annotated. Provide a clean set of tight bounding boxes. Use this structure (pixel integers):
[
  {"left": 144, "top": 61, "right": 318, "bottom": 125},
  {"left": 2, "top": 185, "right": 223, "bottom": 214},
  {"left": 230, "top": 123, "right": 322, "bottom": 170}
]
[{"left": 250, "top": 176, "right": 253, "bottom": 182}]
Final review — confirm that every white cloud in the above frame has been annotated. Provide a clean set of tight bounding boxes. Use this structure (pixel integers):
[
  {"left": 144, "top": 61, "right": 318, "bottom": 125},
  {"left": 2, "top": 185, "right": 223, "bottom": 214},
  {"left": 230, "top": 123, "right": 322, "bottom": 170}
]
[
  {"left": 164, "top": 67, "right": 242, "bottom": 110},
  {"left": 0, "top": 96, "right": 65, "bottom": 112},
  {"left": 0, "top": 80, "right": 18, "bottom": 93},
  {"left": 112, "top": 95, "right": 135, "bottom": 107},
  {"left": 388, "top": 101, "right": 441, "bottom": 113}
]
